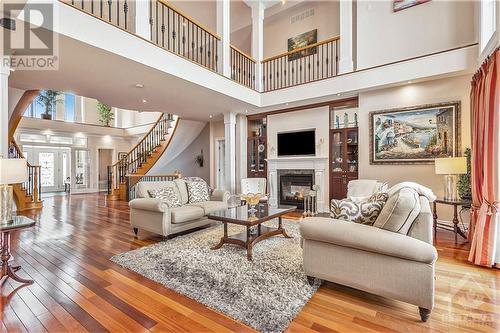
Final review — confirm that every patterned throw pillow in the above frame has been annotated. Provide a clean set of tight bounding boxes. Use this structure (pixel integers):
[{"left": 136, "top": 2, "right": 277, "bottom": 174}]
[
  {"left": 330, "top": 192, "right": 389, "bottom": 225},
  {"left": 183, "top": 177, "right": 214, "bottom": 195},
  {"left": 148, "top": 187, "right": 182, "bottom": 207},
  {"left": 186, "top": 181, "right": 210, "bottom": 203}
]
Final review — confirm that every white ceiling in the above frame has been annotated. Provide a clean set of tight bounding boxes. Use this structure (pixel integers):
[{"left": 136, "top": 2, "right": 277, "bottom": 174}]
[{"left": 8, "top": 33, "right": 256, "bottom": 121}]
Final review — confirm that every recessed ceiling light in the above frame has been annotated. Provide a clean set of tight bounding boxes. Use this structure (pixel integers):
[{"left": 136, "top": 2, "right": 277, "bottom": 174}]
[
  {"left": 209, "top": 115, "right": 213, "bottom": 119},
  {"left": 142, "top": 99, "right": 147, "bottom": 103},
  {"left": 285, "top": 103, "right": 289, "bottom": 106},
  {"left": 407, "top": 80, "right": 412, "bottom": 84},
  {"left": 245, "top": 110, "right": 248, "bottom": 113},
  {"left": 135, "top": 83, "right": 144, "bottom": 88},
  {"left": 336, "top": 93, "right": 341, "bottom": 96}
]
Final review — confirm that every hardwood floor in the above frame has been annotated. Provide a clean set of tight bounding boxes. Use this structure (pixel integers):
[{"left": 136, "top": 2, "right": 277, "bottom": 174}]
[{"left": 1, "top": 193, "right": 499, "bottom": 333}]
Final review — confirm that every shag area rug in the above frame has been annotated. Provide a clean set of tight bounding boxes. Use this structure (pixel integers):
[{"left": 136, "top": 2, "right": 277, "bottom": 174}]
[{"left": 111, "top": 219, "right": 319, "bottom": 333}]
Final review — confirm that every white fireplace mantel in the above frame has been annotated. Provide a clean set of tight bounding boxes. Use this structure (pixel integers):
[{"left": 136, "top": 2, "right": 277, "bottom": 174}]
[{"left": 266, "top": 156, "right": 329, "bottom": 212}]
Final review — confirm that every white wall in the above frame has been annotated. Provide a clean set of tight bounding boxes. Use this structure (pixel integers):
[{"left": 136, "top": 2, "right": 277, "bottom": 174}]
[
  {"left": 86, "top": 135, "right": 134, "bottom": 192},
  {"left": 356, "top": 0, "right": 477, "bottom": 69},
  {"left": 263, "top": 1, "right": 340, "bottom": 59},
  {"left": 209, "top": 120, "right": 225, "bottom": 187},
  {"left": 267, "top": 106, "right": 329, "bottom": 158},
  {"left": 358, "top": 74, "right": 472, "bottom": 222}
]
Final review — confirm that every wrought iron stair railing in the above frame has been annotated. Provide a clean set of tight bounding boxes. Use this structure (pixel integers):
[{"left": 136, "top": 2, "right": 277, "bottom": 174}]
[
  {"left": 107, "top": 113, "right": 176, "bottom": 198},
  {"left": 8, "top": 139, "right": 42, "bottom": 206}
]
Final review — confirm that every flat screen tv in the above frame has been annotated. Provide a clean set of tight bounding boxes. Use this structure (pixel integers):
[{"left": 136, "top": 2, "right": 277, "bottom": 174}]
[{"left": 277, "top": 130, "right": 315, "bottom": 156}]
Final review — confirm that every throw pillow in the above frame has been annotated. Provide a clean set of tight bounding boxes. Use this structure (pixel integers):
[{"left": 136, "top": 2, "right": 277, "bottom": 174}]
[
  {"left": 148, "top": 187, "right": 182, "bottom": 207},
  {"left": 373, "top": 187, "right": 420, "bottom": 234},
  {"left": 330, "top": 192, "right": 389, "bottom": 225},
  {"left": 186, "top": 181, "right": 210, "bottom": 203},
  {"left": 183, "top": 177, "right": 214, "bottom": 195}
]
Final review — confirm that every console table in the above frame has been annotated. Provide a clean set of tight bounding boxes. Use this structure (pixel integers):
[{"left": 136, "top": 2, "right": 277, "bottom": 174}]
[
  {"left": 1, "top": 216, "right": 35, "bottom": 285},
  {"left": 432, "top": 198, "right": 471, "bottom": 244}
]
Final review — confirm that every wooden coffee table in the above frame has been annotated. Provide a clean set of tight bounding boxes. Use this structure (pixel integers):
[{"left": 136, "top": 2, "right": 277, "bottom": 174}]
[{"left": 208, "top": 204, "right": 296, "bottom": 260}]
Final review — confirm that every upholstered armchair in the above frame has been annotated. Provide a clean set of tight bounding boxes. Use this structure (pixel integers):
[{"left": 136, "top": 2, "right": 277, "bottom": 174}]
[{"left": 304, "top": 184, "right": 437, "bottom": 322}]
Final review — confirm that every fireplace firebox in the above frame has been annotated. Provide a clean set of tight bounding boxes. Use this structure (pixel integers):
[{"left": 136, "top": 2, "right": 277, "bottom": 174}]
[{"left": 279, "top": 172, "right": 314, "bottom": 210}]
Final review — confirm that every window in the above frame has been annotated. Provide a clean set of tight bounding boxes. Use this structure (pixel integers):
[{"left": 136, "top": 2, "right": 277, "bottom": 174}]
[
  {"left": 19, "top": 133, "right": 47, "bottom": 143},
  {"left": 480, "top": 0, "right": 497, "bottom": 53},
  {"left": 65, "top": 93, "right": 76, "bottom": 122},
  {"left": 49, "top": 136, "right": 73, "bottom": 145},
  {"left": 39, "top": 152, "right": 55, "bottom": 187}
]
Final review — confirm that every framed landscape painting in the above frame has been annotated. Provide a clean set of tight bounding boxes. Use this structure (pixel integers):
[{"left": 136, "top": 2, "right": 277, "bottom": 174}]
[
  {"left": 287, "top": 29, "right": 317, "bottom": 61},
  {"left": 393, "top": 0, "right": 431, "bottom": 12},
  {"left": 369, "top": 101, "right": 461, "bottom": 165}
]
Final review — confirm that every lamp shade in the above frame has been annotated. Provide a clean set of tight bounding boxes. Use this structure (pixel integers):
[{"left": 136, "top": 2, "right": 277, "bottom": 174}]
[
  {"left": 0, "top": 158, "right": 28, "bottom": 185},
  {"left": 434, "top": 157, "right": 467, "bottom": 175}
]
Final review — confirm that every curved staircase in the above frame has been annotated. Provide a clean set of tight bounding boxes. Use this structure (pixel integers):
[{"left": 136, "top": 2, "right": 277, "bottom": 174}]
[
  {"left": 8, "top": 90, "right": 43, "bottom": 211},
  {"left": 106, "top": 113, "right": 179, "bottom": 201}
]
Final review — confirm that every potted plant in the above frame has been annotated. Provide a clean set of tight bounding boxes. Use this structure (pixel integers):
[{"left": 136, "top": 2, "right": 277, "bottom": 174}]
[
  {"left": 36, "top": 90, "right": 62, "bottom": 120},
  {"left": 458, "top": 148, "right": 472, "bottom": 200},
  {"left": 97, "top": 102, "right": 114, "bottom": 126}
]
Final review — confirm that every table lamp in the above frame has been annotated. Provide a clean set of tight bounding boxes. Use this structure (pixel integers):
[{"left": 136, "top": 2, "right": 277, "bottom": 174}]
[
  {"left": 434, "top": 157, "right": 467, "bottom": 201},
  {"left": 0, "top": 158, "right": 28, "bottom": 224}
]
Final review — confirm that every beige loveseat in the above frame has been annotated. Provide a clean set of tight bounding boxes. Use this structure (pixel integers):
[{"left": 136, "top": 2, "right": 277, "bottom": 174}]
[
  {"left": 300, "top": 194, "right": 437, "bottom": 322},
  {"left": 129, "top": 179, "right": 230, "bottom": 237}
]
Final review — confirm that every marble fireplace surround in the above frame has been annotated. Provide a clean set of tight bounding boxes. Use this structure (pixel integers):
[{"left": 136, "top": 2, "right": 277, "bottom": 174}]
[{"left": 267, "top": 156, "right": 328, "bottom": 212}]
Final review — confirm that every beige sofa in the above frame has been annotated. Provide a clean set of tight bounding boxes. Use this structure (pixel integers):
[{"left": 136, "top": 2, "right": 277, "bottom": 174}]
[
  {"left": 129, "top": 179, "right": 230, "bottom": 237},
  {"left": 300, "top": 195, "right": 437, "bottom": 322}
]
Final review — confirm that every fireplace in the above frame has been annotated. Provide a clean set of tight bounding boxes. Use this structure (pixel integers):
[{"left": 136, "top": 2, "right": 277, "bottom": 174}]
[{"left": 278, "top": 171, "right": 314, "bottom": 209}]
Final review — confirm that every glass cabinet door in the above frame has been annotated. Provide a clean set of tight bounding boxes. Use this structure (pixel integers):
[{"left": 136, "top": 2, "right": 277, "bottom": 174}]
[
  {"left": 331, "top": 131, "right": 344, "bottom": 172},
  {"left": 74, "top": 149, "right": 90, "bottom": 190},
  {"left": 257, "top": 138, "right": 266, "bottom": 173},
  {"left": 346, "top": 129, "right": 358, "bottom": 173}
]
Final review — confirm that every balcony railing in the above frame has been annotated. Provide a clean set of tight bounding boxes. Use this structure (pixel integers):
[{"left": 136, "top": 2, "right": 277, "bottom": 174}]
[
  {"left": 62, "top": 1, "right": 340, "bottom": 91},
  {"left": 261, "top": 36, "right": 340, "bottom": 92},
  {"left": 230, "top": 46, "right": 256, "bottom": 89},
  {"left": 150, "top": 0, "right": 220, "bottom": 72},
  {"left": 68, "top": 0, "right": 133, "bottom": 31}
]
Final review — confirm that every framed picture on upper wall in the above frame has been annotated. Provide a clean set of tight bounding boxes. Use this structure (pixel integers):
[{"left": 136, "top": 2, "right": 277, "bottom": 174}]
[
  {"left": 393, "top": 0, "right": 431, "bottom": 12},
  {"left": 287, "top": 29, "right": 317, "bottom": 61},
  {"left": 369, "top": 101, "right": 461, "bottom": 165}
]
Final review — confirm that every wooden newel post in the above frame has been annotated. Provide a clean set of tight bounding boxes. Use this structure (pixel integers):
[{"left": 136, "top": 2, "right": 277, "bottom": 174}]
[{"left": 33, "top": 167, "right": 39, "bottom": 202}]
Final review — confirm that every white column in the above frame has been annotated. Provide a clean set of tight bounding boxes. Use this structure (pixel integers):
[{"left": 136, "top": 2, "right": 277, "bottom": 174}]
[
  {"left": 251, "top": 2, "right": 264, "bottom": 91},
  {"left": 217, "top": 0, "right": 231, "bottom": 77},
  {"left": 135, "top": 0, "right": 151, "bottom": 40},
  {"left": 0, "top": 57, "right": 10, "bottom": 157},
  {"left": 55, "top": 93, "right": 66, "bottom": 121},
  {"left": 339, "top": 0, "right": 354, "bottom": 74},
  {"left": 224, "top": 112, "right": 236, "bottom": 193},
  {"left": 235, "top": 114, "right": 247, "bottom": 193}
]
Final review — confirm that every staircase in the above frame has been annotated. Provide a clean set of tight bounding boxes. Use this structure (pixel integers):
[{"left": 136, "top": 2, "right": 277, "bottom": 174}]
[
  {"left": 107, "top": 113, "right": 179, "bottom": 201},
  {"left": 8, "top": 140, "right": 43, "bottom": 211},
  {"left": 8, "top": 89, "right": 43, "bottom": 211}
]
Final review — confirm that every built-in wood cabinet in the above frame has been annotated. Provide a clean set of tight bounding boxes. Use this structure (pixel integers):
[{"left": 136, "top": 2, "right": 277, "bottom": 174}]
[
  {"left": 247, "top": 116, "right": 267, "bottom": 178},
  {"left": 330, "top": 127, "right": 359, "bottom": 200}
]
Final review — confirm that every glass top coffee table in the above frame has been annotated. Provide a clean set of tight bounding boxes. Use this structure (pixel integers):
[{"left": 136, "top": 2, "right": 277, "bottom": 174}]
[{"left": 207, "top": 204, "right": 296, "bottom": 260}]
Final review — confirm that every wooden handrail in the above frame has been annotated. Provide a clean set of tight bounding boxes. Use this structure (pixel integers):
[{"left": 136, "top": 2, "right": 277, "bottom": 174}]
[
  {"left": 8, "top": 90, "right": 40, "bottom": 141},
  {"left": 126, "top": 173, "right": 181, "bottom": 178},
  {"left": 156, "top": 0, "right": 221, "bottom": 41},
  {"left": 230, "top": 45, "right": 256, "bottom": 63},
  {"left": 262, "top": 36, "right": 340, "bottom": 63},
  {"left": 110, "top": 113, "right": 167, "bottom": 168}
]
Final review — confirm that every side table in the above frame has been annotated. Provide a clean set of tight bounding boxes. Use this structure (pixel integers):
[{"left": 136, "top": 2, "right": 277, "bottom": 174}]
[
  {"left": 432, "top": 198, "right": 471, "bottom": 244},
  {"left": 1, "top": 216, "right": 35, "bottom": 285}
]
